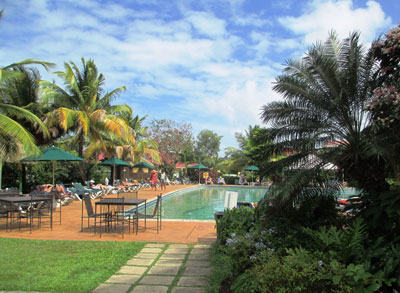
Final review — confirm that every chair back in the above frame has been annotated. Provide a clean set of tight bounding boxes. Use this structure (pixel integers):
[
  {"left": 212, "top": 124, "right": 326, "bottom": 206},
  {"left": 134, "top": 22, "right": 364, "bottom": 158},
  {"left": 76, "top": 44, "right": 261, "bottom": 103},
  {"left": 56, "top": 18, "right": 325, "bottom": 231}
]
[
  {"left": 83, "top": 194, "right": 94, "bottom": 217},
  {"left": 118, "top": 190, "right": 138, "bottom": 200},
  {"left": 224, "top": 191, "right": 238, "bottom": 209},
  {"left": 73, "top": 182, "right": 84, "bottom": 190},
  {"left": 108, "top": 197, "right": 125, "bottom": 213},
  {"left": 0, "top": 189, "right": 19, "bottom": 196},
  {"left": 152, "top": 194, "right": 162, "bottom": 217}
]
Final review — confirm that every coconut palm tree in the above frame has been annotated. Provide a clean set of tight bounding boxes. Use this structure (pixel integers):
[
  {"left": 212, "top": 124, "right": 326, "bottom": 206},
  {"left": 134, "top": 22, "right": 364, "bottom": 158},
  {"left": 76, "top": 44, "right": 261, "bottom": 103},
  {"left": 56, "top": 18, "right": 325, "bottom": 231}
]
[
  {"left": 41, "top": 58, "right": 134, "bottom": 180},
  {"left": 261, "top": 32, "right": 386, "bottom": 199},
  {"left": 41, "top": 58, "right": 134, "bottom": 158}
]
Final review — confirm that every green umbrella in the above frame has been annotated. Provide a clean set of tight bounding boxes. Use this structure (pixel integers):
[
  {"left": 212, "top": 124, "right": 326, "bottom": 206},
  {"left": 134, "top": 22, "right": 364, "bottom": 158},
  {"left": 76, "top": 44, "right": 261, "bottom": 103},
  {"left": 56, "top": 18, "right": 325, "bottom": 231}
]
[
  {"left": 188, "top": 164, "right": 208, "bottom": 184},
  {"left": 21, "top": 146, "right": 83, "bottom": 187},
  {"left": 132, "top": 162, "right": 155, "bottom": 180},
  {"left": 99, "top": 158, "right": 131, "bottom": 185},
  {"left": 244, "top": 165, "right": 259, "bottom": 171},
  {"left": 244, "top": 165, "right": 259, "bottom": 183},
  {"left": 132, "top": 162, "right": 155, "bottom": 169}
]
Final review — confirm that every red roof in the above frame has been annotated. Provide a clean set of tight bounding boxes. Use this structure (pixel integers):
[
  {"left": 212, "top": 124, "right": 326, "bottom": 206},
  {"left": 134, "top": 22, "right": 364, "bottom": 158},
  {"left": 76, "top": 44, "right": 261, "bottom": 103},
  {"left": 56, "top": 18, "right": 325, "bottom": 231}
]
[{"left": 175, "top": 162, "right": 186, "bottom": 168}]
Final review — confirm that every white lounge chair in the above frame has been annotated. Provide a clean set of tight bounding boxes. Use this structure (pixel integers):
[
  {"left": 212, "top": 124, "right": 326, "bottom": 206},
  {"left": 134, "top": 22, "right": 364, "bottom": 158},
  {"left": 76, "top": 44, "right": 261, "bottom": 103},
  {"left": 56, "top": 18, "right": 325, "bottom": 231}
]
[{"left": 224, "top": 191, "right": 238, "bottom": 209}]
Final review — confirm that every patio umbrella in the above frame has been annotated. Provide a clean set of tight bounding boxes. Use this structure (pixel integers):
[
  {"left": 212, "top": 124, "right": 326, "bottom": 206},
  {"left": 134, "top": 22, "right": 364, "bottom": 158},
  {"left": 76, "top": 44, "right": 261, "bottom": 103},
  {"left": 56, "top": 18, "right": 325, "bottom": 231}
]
[
  {"left": 132, "top": 161, "right": 155, "bottom": 180},
  {"left": 132, "top": 162, "right": 155, "bottom": 169},
  {"left": 99, "top": 158, "right": 131, "bottom": 185},
  {"left": 244, "top": 165, "right": 259, "bottom": 183},
  {"left": 21, "top": 146, "right": 84, "bottom": 187},
  {"left": 188, "top": 163, "right": 208, "bottom": 184}
]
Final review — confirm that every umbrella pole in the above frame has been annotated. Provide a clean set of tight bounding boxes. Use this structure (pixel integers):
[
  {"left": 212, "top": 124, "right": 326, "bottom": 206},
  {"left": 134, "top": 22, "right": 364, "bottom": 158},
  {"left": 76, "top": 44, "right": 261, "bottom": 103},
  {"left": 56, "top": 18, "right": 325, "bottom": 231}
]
[
  {"left": 113, "top": 165, "right": 116, "bottom": 186},
  {"left": 52, "top": 161, "right": 55, "bottom": 187}
]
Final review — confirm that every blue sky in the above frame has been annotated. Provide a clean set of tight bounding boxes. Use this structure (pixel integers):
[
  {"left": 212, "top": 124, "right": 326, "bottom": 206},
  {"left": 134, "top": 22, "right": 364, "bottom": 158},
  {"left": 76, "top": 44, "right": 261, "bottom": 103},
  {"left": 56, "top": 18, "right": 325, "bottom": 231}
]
[{"left": 0, "top": 0, "right": 397, "bottom": 155}]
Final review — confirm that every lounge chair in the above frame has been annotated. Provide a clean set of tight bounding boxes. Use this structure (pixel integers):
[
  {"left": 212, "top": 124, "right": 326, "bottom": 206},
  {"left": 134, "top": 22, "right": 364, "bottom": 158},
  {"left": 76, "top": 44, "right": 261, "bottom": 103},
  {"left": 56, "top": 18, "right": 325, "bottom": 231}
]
[
  {"left": 224, "top": 191, "right": 238, "bottom": 209},
  {"left": 72, "top": 182, "right": 103, "bottom": 200}
]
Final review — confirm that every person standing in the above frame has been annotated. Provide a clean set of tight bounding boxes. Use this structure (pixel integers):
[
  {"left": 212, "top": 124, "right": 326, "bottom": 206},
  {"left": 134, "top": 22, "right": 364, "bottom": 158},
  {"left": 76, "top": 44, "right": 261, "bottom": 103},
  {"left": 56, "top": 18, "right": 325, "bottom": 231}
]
[
  {"left": 160, "top": 171, "right": 166, "bottom": 190},
  {"left": 150, "top": 170, "right": 158, "bottom": 191},
  {"left": 104, "top": 177, "right": 109, "bottom": 186}
]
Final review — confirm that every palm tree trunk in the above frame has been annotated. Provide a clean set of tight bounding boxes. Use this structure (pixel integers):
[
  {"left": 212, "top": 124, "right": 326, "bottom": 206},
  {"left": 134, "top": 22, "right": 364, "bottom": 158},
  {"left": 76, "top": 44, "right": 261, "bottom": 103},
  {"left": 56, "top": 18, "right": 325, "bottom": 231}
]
[{"left": 78, "top": 136, "right": 86, "bottom": 183}]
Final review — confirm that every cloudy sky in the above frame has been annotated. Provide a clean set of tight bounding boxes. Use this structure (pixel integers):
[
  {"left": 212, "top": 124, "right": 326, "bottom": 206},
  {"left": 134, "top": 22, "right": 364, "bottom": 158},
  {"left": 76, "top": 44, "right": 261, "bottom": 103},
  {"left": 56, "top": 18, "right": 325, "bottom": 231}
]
[{"left": 0, "top": 0, "right": 397, "bottom": 155}]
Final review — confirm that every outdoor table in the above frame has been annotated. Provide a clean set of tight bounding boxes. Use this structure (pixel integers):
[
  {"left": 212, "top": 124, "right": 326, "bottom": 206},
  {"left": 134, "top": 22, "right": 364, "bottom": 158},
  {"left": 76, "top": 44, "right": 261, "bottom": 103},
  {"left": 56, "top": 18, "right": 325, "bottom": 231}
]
[
  {"left": 0, "top": 195, "right": 53, "bottom": 233},
  {"left": 95, "top": 198, "right": 146, "bottom": 235}
]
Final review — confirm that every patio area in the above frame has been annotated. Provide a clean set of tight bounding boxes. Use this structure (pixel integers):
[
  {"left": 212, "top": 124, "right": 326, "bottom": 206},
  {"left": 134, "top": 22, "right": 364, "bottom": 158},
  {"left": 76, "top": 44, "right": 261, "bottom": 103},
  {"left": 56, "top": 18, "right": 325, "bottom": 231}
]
[{"left": 0, "top": 185, "right": 216, "bottom": 244}]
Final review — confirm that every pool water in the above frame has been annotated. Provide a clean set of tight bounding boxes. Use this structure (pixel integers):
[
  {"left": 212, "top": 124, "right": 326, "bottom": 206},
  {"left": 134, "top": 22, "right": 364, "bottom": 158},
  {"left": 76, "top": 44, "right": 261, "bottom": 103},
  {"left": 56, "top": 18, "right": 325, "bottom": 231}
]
[{"left": 147, "top": 186, "right": 267, "bottom": 220}]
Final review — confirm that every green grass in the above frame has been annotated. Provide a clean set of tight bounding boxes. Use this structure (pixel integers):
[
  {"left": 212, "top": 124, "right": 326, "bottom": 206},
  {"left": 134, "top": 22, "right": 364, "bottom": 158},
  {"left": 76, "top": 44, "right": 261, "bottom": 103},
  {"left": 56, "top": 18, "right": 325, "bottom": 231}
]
[{"left": 0, "top": 237, "right": 145, "bottom": 292}]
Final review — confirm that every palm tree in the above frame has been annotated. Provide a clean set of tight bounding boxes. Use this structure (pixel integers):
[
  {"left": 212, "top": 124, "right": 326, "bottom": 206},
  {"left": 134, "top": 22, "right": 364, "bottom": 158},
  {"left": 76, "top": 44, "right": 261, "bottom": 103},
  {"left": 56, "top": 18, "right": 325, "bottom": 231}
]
[
  {"left": 94, "top": 114, "right": 160, "bottom": 164},
  {"left": 41, "top": 58, "right": 134, "bottom": 180},
  {"left": 0, "top": 10, "right": 53, "bottom": 187},
  {"left": 261, "top": 32, "right": 386, "bottom": 199}
]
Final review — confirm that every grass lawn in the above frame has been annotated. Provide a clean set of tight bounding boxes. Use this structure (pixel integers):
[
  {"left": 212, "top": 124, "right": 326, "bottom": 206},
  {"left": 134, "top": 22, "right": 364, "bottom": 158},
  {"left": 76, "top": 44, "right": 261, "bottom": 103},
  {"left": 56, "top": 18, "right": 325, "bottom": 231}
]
[{"left": 0, "top": 237, "right": 146, "bottom": 292}]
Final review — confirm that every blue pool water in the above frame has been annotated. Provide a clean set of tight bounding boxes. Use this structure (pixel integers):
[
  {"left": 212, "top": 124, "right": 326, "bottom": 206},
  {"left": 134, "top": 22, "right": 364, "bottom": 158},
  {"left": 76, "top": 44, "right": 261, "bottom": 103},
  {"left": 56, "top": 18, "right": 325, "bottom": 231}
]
[{"left": 146, "top": 186, "right": 268, "bottom": 220}]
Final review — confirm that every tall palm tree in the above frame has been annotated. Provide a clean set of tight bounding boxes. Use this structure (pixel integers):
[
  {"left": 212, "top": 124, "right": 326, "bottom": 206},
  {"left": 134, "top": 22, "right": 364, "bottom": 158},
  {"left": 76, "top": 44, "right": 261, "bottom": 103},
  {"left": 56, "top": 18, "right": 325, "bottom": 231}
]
[
  {"left": 261, "top": 32, "right": 386, "bottom": 199},
  {"left": 41, "top": 58, "right": 134, "bottom": 180},
  {"left": 117, "top": 114, "right": 160, "bottom": 164}
]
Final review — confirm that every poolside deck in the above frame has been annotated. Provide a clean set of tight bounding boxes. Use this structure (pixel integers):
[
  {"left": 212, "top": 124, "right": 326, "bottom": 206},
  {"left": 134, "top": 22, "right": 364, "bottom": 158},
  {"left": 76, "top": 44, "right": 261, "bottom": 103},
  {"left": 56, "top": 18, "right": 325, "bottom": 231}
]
[{"left": 0, "top": 185, "right": 216, "bottom": 244}]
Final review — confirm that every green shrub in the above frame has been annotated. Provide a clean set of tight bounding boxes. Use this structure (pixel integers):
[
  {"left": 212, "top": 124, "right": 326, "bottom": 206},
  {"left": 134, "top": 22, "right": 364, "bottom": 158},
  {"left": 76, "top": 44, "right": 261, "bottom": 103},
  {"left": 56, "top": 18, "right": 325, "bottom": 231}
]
[
  {"left": 223, "top": 175, "right": 239, "bottom": 185},
  {"left": 244, "top": 248, "right": 352, "bottom": 293},
  {"left": 215, "top": 206, "right": 255, "bottom": 245}
]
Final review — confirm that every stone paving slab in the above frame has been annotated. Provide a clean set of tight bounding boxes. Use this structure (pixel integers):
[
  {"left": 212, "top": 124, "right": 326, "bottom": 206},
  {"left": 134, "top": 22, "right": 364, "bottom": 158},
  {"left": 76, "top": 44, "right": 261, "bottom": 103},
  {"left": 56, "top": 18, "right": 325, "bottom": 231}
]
[
  {"left": 159, "top": 253, "right": 185, "bottom": 260},
  {"left": 131, "top": 285, "right": 168, "bottom": 293},
  {"left": 105, "top": 274, "right": 141, "bottom": 284},
  {"left": 171, "top": 287, "right": 206, "bottom": 293},
  {"left": 177, "top": 277, "right": 208, "bottom": 287},
  {"left": 194, "top": 244, "right": 211, "bottom": 249},
  {"left": 164, "top": 248, "right": 189, "bottom": 254},
  {"left": 140, "top": 248, "right": 163, "bottom": 254},
  {"left": 139, "top": 275, "right": 175, "bottom": 285},
  {"left": 155, "top": 259, "right": 184, "bottom": 266},
  {"left": 168, "top": 244, "right": 189, "bottom": 249},
  {"left": 190, "top": 249, "right": 210, "bottom": 255},
  {"left": 185, "top": 260, "right": 211, "bottom": 267},
  {"left": 144, "top": 243, "right": 166, "bottom": 248},
  {"left": 127, "top": 258, "right": 154, "bottom": 266},
  {"left": 117, "top": 266, "right": 147, "bottom": 275},
  {"left": 188, "top": 254, "right": 210, "bottom": 261},
  {"left": 183, "top": 267, "right": 212, "bottom": 276},
  {"left": 93, "top": 283, "right": 131, "bottom": 293},
  {"left": 148, "top": 265, "right": 180, "bottom": 275},
  {"left": 135, "top": 253, "right": 159, "bottom": 259}
]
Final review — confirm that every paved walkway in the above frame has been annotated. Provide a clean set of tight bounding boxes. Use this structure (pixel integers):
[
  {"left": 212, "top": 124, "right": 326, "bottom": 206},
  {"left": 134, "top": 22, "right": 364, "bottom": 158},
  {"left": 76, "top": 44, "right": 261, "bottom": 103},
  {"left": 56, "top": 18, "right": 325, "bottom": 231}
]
[
  {"left": 93, "top": 243, "right": 212, "bottom": 293},
  {"left": 0, "top": 185, "right": 216, "bottom": 244}
]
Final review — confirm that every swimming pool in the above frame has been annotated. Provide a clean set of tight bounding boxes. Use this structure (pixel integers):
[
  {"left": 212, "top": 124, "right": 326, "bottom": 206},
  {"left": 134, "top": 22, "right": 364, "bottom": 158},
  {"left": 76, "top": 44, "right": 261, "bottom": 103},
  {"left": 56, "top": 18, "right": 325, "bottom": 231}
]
[{"left": 146, "top": 186, "right": 268, "bottom": 220}]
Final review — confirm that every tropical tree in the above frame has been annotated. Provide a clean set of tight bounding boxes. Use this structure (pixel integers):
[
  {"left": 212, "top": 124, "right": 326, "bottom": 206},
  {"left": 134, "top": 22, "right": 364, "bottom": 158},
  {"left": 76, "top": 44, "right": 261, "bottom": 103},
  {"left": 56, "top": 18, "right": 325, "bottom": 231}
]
[
  {"left": 149, "top": 119, "right": 194, "bottom": 172},
  {"left": 41, "top": 58, "right": 133, "bottom": 180},
  {"left": 0, "top": 9, "right": 53, "bottom": 186},
  {"left": 114, "top": 114, "right": 160, "bottom": 164},
  {"left": 260, "top": 32, "right": 386, "bottom": 199},
  {"left": 195, "top": 129, "right": 222, "bottom": 168},
  {"left": 369, "top": 24, "right": 400, "bottom": 181}
]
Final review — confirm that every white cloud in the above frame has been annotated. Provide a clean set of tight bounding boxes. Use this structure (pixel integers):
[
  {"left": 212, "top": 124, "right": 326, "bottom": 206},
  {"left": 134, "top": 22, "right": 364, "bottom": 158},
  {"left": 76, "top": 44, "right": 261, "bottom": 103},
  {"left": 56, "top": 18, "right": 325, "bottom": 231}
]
[
  {"left": 185, "top": 11, "right": 227, "bottom": 38},
  {"left": 0, "top": 0, "right": 395, "bottom": 154},
  {"left": 279, "top": 0, "right": 392, "bottom": 45}
]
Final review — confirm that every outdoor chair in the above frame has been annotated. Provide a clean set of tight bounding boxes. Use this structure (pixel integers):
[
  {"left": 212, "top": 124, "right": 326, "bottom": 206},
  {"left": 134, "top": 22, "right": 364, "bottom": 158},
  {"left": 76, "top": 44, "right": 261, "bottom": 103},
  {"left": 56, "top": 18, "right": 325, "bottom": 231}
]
[
  {"left": 106, "top": 197, "right": 135, "bottom": 238},
  {"left": 118, "top": 189, "right": 138, "bottom": 200},
  {"left": 0, "top": 189, "right": 20, "bottom": 196},
  {"left": 29, "top": 192, "right": 55, "bottom": 230},
  {"left": 81, "top": 194, "right": 111, "bottom": 234},
  {"left": 136, "top": 194, "right": 162, "bottom": 234},
  {"left": 72, "top": 182, "right": 103, "bottom": 200},
  {"left": 224, "top": 191, "right": 238, "bottom": 210}
]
